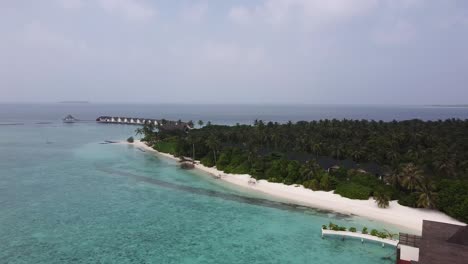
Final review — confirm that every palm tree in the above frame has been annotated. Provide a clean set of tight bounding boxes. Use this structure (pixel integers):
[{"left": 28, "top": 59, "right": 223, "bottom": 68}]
[
  {"left": 205, "top": 135, "right": 220, "bottom": 164},
  {"left": 187, "top": 134, "right": 197, "bottom": 161},
  {"left": 187, "top": 120, "right": 194, "bottom": 128},
  {"left": 136, "top": 123, "right": 156, "bottom": 143},
  {"left": 246, "top": 139, "right": 259, "bottom": 163},
  {"left": 331, "top": 144, "right": 344, "bottom": 160},
  {"left": 416, "top": 179, "right": 437, "bottom": 208},
  {"left": 399, "top": 163, "right": 424, "bottom": 191},
  {"left": 135, "top": 127, "right": 144, "bottom": 137},
  {"left": 385, "top": 173, "right": 401, "bottom": 189},
  {"left": 197, "top": 120, "right": 204, "bottom": 128},
  {"left": 433, "top": 157, "right": 456, "bottom": 178},
  {"left": 386, "top": 149, "right": 400, "bottom": 165},
  {"left": 351, "top": 149, "right": 364, "bottom": 162},
  {"left": 374, "top": 192, "right": 390, "bottom": 208},
  {"left": 311, "top": 142, "right": 322, "bottom": 158},
  {"left": 300, "top": 160, "right": 321, "bottom": 181},
  {"left": 273, "top": 133, "right": 283, "bottom": 150}
]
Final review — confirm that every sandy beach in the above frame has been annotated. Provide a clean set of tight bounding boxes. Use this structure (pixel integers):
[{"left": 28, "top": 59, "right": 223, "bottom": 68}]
[{"left": 129, "top": 140, "right": 465, "bottom": 233}]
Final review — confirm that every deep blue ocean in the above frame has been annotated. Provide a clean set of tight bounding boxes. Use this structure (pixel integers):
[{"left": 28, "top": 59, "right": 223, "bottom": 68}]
[
  {"left": 1, "top": 103, "right": 467, "bottom": 263},
  {"left": 1, "top": 103, "right": 468, "bottom": 125}
]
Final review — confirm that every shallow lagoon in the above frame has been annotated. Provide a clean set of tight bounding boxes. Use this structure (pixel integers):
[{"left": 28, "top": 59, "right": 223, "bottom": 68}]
[{"left": 0, "top": 123, "right": 397, "bottom": 263}]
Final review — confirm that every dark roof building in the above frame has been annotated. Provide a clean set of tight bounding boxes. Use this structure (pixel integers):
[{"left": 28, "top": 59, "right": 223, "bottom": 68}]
[{"left": 397, "top": 220, "right": 468, "bottom": 264}]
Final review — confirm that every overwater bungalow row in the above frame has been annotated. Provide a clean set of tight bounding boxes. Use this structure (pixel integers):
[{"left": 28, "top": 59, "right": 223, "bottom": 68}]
[{"left": 96, "top": 116, "right": 191, "bottom": 131}]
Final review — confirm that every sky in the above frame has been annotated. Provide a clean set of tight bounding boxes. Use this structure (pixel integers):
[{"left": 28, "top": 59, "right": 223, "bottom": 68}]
[{"left": 1, "top": 0, "right": 468, "bottom": 104}]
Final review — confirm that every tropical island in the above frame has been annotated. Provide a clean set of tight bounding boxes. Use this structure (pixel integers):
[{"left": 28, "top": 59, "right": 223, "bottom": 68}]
[{"left": 135, "top": 119, "right": 468, "bottom": 228}]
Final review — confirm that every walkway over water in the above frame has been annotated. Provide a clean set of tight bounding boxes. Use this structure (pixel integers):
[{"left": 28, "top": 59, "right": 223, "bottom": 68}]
[
  {"left": 321, "top": 229, "right": 399, "bottom": 247},
  {"left": 96, "top": 116, "right": 191, "bottom": 130}
]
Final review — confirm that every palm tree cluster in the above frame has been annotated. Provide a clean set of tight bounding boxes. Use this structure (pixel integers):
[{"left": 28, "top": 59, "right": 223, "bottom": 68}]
[{"left": 138, "top": 118, "right": 468, "bottom": 222}]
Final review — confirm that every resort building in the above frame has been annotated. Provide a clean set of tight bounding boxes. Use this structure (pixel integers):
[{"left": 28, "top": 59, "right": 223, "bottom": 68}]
[
  {"left": 397, "top": 220, "right": 468, "bottom": 264},
  {"left": 95, "top": 116, "right": 192, "bottom": 132}
]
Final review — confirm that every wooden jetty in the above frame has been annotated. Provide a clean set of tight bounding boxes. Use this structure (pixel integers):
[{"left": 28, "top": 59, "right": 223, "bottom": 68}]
[{"left": 321, "top": 228, "right": 399, "bottom": 247}]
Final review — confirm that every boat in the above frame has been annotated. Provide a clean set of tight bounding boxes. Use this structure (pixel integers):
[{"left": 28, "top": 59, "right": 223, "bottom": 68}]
[{"left": 63, "top": 115, "right": 78, "bottom": 123}]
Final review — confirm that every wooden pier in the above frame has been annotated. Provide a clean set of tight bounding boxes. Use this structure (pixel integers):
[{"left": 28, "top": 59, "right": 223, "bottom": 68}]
[{"left": 321, "top": 228, "right": 399, "bottom": 247}]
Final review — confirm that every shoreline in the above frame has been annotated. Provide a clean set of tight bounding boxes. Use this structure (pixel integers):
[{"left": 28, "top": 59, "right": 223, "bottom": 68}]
[{"left": 128, "top": 140, "right": 465, "bottom": 233}]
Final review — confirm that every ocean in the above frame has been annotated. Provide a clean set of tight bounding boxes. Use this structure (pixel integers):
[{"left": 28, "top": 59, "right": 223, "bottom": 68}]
[
  {"left": 1, "top": 103, "right": 467, "bottom": 263},
  {"left": 1, "top": 103, "right": 468, "bottom": 125}
]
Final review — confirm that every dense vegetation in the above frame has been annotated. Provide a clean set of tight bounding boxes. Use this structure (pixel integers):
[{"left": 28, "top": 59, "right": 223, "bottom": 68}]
[{"left": 137, "top": 119, "right": 468, "bottom": 222}]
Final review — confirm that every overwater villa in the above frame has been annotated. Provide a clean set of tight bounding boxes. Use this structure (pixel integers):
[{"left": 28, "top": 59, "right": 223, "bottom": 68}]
[
  {"left": 397, "top": 220, "right": 467, "bottom": 263},
  {"left": 96, "top": 116, "right": 192, "bottom": 132},
  {"left": 322, "top": 220, "right": 467, "bottom": 264}
]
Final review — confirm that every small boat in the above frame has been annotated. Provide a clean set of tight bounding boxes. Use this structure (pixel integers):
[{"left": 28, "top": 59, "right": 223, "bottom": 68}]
[{"left": 63, "top": 115, "right": 78, "bottom": 123}]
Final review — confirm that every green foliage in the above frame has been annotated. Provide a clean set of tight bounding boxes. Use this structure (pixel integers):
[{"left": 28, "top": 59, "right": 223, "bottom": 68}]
[
  {"left": 362, "top": 227, "right": 368, "bottom": 234},
  {"left": 349, "top": 172, "right": 380, "bottom": 189},
  {"left": 232, "top": 161, "right": 251, "bottom": 174},
  {"left": 327, "top": 222, "right": 346, "bottom": 231},
  {"left": 377, "top": 232, "right": 388, "bottom": 239},
  {"left": 216, "top": 151, "right": 232, "bottom": 170},
  {"left": 136, "top": 118, "right": 468, "bottom": 222},
  {"left": 437, "top": 180, "right": 468, "bottom": 223},
  {"left": 398, "top": 192, "right": 419, "bottom": 208},
  {"left": 250, "top": 159, "right": 266, "bottom": 179},
  {"left": 335, "top": 183, "right": 372, "bottom": 200},
  {"left": 319, "top": 174, "right": 338, "bottom": 191},
  {"left": 303, "top": 179, "right": 320, "bottom": 190},
  {"left": 327, "top": 224, "right": 388, "bottom": 237},
  {"left": 331, "top": 167, "right": 348, "bottom": 180},
  {"left": 320, "top": 174, "right": 331, "bottom": 190},
  {"left": 285, "top": 160, "right": 301, "bottom": 184},
  {"left": 154, "top": 139, "right": 178, "bottom": 155},
  {"left": 374, "top": 191, "right": 390, "bottom": 208},
  {"left": 127, "top": 136, "right": 134, "bottom": 143},
  {"left": 375, "top": 185, "right": 398, "bottom": 200},
  {"left": 201, "top": 155, "right": 215, "bottom": 167},
  {"left": 268, "top": 177, "right": 282, "bottom": 183}
]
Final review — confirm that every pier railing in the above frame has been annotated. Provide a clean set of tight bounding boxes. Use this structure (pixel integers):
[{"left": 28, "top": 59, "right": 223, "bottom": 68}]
[
  {"left": 321, "top": 228, "right": 399, "bottom": 247},
  {"left": 398, "top": 233, "right": 421, "bottom": 248}
]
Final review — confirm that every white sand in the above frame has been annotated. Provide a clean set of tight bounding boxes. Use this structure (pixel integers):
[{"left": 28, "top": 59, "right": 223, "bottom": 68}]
[{"left": 128, "top": 140, "right": 465, "bottom": 233}]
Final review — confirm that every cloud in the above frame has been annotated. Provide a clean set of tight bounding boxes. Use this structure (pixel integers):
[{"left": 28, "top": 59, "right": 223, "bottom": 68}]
[
  {"left": 21, "top": 21, "right": 86, "bottom": 51},
  {"left": 98, "top": 0, "right": 155, "bottom": 21},
  {"left": 384, "top": 0, "right": 423, "bottom": 9},
  {"left": 228, "top": 0, "right": 378, "bottom": 28},
  {"left": 372, "top": 20, "right": 416, "bottom": 46},
  {"left": 199, "top": 42, "right": 265, "bottom": 66},
  {"left": 57, "top": 0, "right": 83, "bottom": 9},
  {"left": 180, "top": 2, "right": 208, "bottom": 23},
  {"left": 15, "top": 20, "right": 94, "bottom": 69},
  {"left": 228, "top": 6, "right": 251, "bottom": 25}
]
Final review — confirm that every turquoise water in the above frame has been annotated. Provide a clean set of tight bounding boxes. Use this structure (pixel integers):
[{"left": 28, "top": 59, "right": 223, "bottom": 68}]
[{"left": 0, "top": 122, "right": 397, "bottom": 263}]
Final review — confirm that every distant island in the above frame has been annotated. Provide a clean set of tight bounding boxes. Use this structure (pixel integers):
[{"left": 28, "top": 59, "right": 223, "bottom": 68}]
[
  {"left": 429, "top": 104, "right": 468, "bottom": 107},
  {"left": 58, "top": 101, "right": 90, "bottom": 104}
]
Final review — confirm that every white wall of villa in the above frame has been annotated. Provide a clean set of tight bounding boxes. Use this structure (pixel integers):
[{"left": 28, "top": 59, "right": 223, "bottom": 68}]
[{"left": 399, "top": 245, "right": 419, "bottom": 262}]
